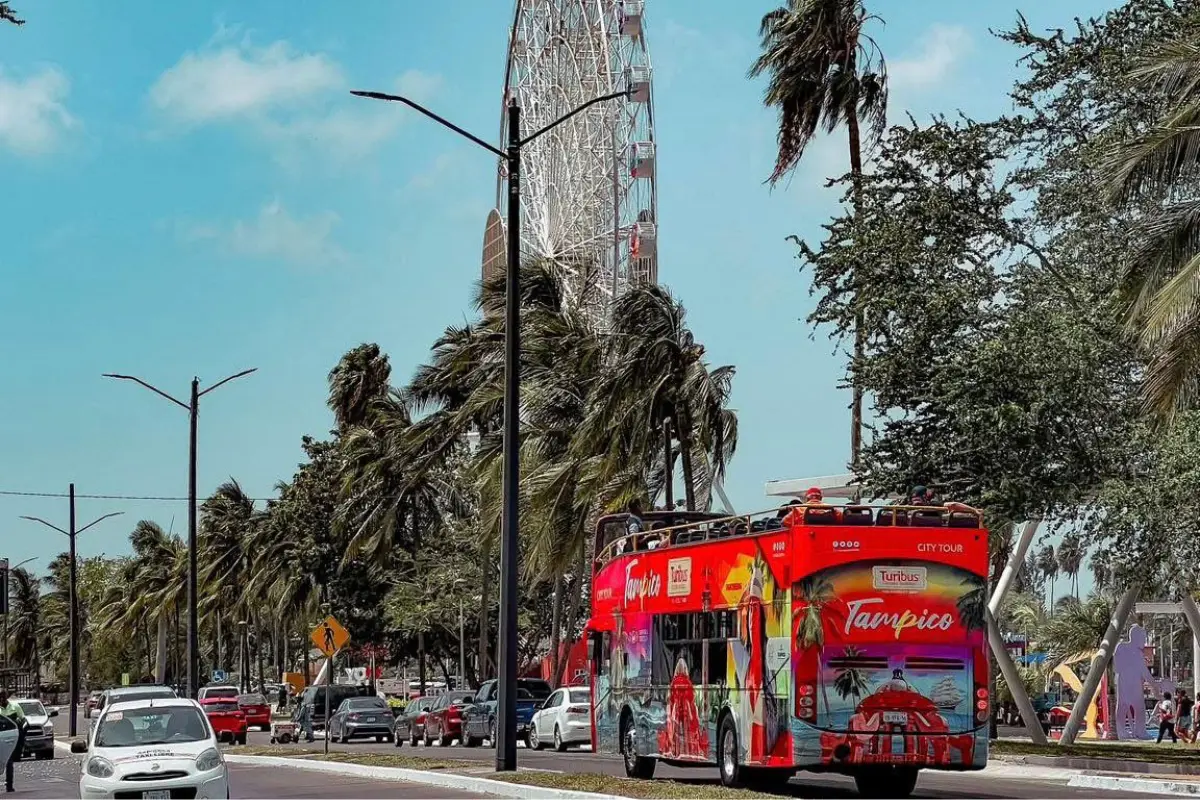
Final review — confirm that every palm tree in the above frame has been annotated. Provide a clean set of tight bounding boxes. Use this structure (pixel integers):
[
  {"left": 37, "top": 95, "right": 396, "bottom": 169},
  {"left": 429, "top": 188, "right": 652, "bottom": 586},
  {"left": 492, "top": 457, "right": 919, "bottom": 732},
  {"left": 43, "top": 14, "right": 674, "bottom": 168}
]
[
  {"left": 6, "top": 567, "right": 41, "bottom": 676},
  {"left": 1036, "top": 545, "right": 1058, "bottom": 612},
  {"left": 1, "top": 4, "right": 21, "bottom": 25},
  {"left": 1099, "top": 36, "right": 1200, "bottom": 416},
  {"left": 1040, "top": 594, "right": 1117, "bottom": 666},
  {"left": 328, "top": 343, "right": 393, "bottom": 431},
  {"left": 749, "top": 0, "right": 888, "bottom": 463},
  {"left": 200, "top": 479, "right": 264, "bottom": 685},
  {"left": 117, "top": 520, "right": 187, "bottom": 683},
  {"left": 1057, "top": 534, "right": 1085, "bottom": 598}
]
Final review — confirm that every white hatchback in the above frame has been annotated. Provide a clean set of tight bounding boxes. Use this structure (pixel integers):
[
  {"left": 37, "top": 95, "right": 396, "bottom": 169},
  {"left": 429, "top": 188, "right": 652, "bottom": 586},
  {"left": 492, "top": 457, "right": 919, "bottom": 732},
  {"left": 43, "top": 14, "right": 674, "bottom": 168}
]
[
  {"left": 76, "top": 697, "right": 229, "bottom": 800},
  {"left": 528, "top": 686, "right": 592, "bottom": 751}
]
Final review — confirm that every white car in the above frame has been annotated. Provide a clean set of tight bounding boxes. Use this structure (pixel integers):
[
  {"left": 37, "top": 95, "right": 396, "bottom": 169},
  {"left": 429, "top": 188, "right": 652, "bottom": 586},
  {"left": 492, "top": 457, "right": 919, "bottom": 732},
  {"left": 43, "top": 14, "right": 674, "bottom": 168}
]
[
  {"left": 527, "top": 686, "right": 591, "bottom": 751},
  {"left": 0, "top": 714, "right": 17, "bottom": 767},
  {"left": 76, "top": 697, "right": 229, "bottom": 800}
]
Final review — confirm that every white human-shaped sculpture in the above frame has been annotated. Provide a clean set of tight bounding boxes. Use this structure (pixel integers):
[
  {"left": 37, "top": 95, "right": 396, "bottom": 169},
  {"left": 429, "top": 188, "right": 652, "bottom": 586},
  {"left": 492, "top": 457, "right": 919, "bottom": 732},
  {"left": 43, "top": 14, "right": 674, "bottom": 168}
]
[{"left": 1112, "top": 624, "right": 1157, "bottom": 739}]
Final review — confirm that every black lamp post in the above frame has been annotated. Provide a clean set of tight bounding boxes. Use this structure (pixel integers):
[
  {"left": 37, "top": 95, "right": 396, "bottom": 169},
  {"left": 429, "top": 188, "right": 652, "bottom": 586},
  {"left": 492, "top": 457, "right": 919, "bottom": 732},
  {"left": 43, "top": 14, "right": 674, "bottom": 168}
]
[
  {"left": 103, "top": 368, "right": 257, "bottom": 699},
  {"left": 20, "top": 490, "right": 122, "bottom": 738},
  {"left": 350, "top": 87, "right": 628, "bottom": 771}
]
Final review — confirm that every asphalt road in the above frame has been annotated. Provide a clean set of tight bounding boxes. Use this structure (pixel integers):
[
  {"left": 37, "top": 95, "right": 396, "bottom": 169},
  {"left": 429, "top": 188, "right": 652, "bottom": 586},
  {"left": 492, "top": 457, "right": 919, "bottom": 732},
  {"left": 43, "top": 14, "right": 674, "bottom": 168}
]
[
  {"left": 54, "top": 706, "right": 1169, "bottom": 798},
  {"left": 17, "top": 751, "right": 488, "bottom": 798},
  {"left": 226, "top": 725, "right": 1169, "bottom": 798}
]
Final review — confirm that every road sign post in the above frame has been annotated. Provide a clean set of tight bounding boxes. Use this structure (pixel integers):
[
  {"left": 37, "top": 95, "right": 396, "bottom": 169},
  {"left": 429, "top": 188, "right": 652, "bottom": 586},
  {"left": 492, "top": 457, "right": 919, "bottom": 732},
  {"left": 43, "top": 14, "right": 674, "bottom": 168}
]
[{"left": 311, "top": 616, "right": 350, "bottom": 755}]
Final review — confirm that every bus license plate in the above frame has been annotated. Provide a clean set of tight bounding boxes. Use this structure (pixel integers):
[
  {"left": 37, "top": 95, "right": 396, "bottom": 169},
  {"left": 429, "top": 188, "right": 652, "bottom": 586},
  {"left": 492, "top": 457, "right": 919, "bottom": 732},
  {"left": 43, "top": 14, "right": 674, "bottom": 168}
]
[
  {"left": 882, "top": 712, "right": 907, "bottom": 724},
  {"left": 143, "top": 792, "right": 170, "bottom": 800}
]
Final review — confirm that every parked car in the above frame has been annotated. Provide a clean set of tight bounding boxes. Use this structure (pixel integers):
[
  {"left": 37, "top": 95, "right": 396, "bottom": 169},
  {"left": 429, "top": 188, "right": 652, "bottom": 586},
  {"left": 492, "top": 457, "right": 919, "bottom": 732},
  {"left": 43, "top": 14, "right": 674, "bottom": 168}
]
[
  {"left": 528, "top": 686, "right": 591, "bottom": 751},
  {"left": 199, "top": 698, "right": 248, "bottom": 745},
  {"left": 197, "top": 684, "right": 240, "bottom": 702},
  {"left": 422, "top": 690, "right": 475, "bottom": 746},
  {"left": 14, "top": 699, "right": 57, "bottom": 760},
  {"left": 392, "top": 696, "right": 436, "bottom": 747},
  {"left": 327, "top": 696, "right": 394, "bottom": 743},
  {"left": 297, "top": 684, "right": 370, "bottom": 730},
  {"left": 83, "top": 691, "right": 103, "bottom": 719},
  {"left": 237, "top": 693, "right": 272, "bottom": 731},
  {"left": 75, "top": 698, "right": 228, "bottom": 800},
  {"left": 461, "top": 678, "right": 552, "bottom": 747}
]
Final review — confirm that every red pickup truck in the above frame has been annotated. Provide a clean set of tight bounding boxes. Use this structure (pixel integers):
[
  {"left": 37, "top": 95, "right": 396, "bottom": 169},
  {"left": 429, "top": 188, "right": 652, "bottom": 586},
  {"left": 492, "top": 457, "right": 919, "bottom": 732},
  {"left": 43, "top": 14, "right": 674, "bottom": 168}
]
[{"left": 200, "top": 698, "right": 248, "bottom": 745}]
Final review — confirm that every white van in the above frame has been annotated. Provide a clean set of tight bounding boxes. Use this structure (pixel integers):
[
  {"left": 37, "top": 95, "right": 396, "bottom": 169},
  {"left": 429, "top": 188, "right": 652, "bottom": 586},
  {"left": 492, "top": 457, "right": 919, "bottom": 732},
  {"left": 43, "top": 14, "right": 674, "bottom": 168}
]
[{"left": 197, "top": 685, "right": 240, "bottom": 701}]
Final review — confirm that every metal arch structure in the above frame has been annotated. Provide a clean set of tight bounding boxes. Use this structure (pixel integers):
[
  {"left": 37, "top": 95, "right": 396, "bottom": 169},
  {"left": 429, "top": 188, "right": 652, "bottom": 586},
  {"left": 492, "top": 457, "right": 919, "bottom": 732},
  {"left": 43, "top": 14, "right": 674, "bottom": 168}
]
[{"left": 490, "top": 0, "right": 658, "bottom": 323}]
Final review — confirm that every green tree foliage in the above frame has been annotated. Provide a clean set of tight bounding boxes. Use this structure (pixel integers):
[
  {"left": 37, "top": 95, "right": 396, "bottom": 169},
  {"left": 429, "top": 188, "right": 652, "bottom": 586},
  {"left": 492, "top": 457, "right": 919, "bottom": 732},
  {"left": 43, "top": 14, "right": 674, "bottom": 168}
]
[
  {"left": 0, "top": 3, "right": 21, "bottom": 25},
  {"left": 798, "top": 119, "right": 1139, "bottom": 523}
]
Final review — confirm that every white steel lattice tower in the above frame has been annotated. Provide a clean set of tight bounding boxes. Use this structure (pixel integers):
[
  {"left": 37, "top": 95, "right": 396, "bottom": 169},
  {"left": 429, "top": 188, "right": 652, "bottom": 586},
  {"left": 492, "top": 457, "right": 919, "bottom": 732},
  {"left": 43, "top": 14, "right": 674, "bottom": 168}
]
[{"left": 487, "top": 0, "right": 658, "bottom": 324}]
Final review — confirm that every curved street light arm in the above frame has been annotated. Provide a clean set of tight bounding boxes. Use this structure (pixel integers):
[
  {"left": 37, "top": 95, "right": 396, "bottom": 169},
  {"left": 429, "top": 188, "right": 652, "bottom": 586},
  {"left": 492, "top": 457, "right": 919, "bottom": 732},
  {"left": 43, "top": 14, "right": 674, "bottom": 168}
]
[
  {"left": 519, "top": 89, "right": 631, "bottom": 147},
  {"left": 199, "top": 367, "right": 258, "bottom": 398},
  {"left": 76, "top": 511, "right": 125, "bottom": 535},
  {"left": 102, "top": 373, "right": 191, "bottom": 410},
  {"left": 349, "top": 91, "right": 506, "bottom": 159},
  {"left": 19, "top": 515, "right": 68, "bottom": 536}
]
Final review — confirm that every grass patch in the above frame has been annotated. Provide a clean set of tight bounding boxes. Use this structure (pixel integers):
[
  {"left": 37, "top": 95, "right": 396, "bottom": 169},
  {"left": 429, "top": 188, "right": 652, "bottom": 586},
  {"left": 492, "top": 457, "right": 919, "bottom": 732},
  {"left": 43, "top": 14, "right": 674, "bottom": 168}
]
[
  {"left": 230, "top": 748, "right": 778, "bottom": 798},
  {"left": 488, "top": 771, "right": 778, "bottom": 799},
  {"left": 230, "top": 745, "right": 476, "bottom": 771},
  {"left": 993, "top": 739, "right": 1199, "bottom": 764}
]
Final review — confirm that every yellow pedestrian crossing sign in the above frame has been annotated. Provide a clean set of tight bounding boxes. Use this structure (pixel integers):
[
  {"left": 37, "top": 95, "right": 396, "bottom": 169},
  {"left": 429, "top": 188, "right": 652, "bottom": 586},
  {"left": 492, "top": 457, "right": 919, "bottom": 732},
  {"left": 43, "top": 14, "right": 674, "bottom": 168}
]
[{"left": 312, "top": 615, "right": 350, "bottom": 658}]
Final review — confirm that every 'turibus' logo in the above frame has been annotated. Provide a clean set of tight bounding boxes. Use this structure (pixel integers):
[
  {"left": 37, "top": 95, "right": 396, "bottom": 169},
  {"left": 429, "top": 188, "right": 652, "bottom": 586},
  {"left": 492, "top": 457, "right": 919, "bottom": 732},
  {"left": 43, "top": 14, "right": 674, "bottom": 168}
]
[{"left": 872, "top": 566, "right": 928, "bottom": 591}]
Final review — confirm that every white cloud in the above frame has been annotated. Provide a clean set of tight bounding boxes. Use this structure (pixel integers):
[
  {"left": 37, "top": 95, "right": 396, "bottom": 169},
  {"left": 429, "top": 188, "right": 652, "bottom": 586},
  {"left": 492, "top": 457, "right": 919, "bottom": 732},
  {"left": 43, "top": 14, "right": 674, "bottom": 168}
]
[
  {"left": 0, "top": 65, "right": 76, "bottom": 155},
  {"left": 394, "top": 69, "right": 443, "bottom": 104},
  {"left": 149, "top": 41, "right": 343, "bottom": 125},
  {"left": 149, "top": 33, "right": 443, "bottom": 162},
  {"left": 181, "top": 200, "right": 344, "bottom": 265},
  {"left": 889, "top": 24, "right": 971, "bottom": 93}
]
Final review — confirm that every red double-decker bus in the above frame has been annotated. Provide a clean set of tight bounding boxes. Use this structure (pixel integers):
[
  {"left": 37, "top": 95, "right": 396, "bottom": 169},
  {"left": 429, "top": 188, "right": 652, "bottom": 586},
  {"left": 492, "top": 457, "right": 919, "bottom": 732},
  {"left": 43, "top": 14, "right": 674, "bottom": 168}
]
[{"left": 585, "top": 503, "right": 988, "bottom": 797}]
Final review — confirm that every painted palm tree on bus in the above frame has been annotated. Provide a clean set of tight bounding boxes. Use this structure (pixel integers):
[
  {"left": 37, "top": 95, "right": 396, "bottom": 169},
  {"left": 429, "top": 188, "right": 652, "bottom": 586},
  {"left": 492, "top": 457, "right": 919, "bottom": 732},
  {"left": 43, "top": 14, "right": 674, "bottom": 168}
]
[
  {"left": 750, "top": 0, "right": 888, "bottom": 465},
  {"left": 795, "top": 574, "right": 837, "bottom": 716},
  {"left": 833, "top": 645, "right": 873, "bottom": 703}
]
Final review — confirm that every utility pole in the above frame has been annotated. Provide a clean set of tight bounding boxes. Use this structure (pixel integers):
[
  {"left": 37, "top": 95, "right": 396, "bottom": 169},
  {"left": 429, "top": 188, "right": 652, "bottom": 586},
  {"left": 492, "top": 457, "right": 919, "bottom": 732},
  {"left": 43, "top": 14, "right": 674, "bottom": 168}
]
[
  {"left": 20, "top": 491, "right": 122, "bottom": 737},
  {"left": 351, "top": 83, "right": 628, "bottom": 774},
  {"left": 104, "top": 368, "right": 257, "bottom": 698}
]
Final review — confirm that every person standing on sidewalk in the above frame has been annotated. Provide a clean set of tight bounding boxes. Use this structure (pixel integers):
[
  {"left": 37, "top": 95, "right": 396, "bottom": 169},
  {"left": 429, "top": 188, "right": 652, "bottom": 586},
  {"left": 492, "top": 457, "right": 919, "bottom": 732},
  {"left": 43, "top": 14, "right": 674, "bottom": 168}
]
[
  {"left": 0, "top": 690, "right": 27, "bottom": 793},
  {"left": 1155, "top": 691, "right": 1178, "bottom": 744},
  {"left": 1177, "top": 691, "right": 1194, "bottom": 743}
]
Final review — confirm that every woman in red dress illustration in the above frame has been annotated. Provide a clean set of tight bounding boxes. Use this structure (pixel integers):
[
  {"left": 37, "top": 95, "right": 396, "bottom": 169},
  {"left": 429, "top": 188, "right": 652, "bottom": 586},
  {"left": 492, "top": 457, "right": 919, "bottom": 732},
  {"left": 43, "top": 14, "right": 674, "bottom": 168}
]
[
  {"left": 739, "top": 563, "right": 782, "bottom": 760},
  {"left": 659, "top": 658, "right": 708, "bottom": 757}
]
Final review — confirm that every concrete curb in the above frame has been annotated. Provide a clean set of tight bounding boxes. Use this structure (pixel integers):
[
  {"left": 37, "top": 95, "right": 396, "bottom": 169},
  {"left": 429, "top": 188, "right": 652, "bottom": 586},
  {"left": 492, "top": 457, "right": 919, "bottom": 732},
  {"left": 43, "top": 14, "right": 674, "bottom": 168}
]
[
  {"left": 996, "top": 753, "right": 1200, "bottom": 777},
  {"left": 1069, "top": 773, "right": 1200, "bottom": 796},
  {"left": 224, "top": 754, "right": 625, "bottom": 799}
]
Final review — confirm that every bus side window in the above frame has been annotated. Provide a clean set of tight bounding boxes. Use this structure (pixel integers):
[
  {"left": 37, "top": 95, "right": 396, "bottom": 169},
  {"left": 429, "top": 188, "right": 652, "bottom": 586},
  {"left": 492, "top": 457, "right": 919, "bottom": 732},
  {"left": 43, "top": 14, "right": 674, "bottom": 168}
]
[{"left": 707, "top": 639, "right": 728, "bottom": 686}]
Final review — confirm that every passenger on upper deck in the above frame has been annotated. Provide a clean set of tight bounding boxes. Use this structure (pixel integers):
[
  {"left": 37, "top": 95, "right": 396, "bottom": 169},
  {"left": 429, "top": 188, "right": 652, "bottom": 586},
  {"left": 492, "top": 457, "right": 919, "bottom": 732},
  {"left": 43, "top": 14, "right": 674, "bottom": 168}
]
[{"left": 910, "top": 485, "right": 980, "bottom": 515}]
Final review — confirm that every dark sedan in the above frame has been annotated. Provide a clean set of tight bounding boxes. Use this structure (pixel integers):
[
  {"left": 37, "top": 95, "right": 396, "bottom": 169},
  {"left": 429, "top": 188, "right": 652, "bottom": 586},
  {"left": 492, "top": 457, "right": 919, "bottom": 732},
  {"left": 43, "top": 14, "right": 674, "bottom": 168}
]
[
  {"left": 393, "top": 696, "right": 436, "bottom": 746},
  {"left": 328, "top": 696, "right": 394, "bottom": 743}
]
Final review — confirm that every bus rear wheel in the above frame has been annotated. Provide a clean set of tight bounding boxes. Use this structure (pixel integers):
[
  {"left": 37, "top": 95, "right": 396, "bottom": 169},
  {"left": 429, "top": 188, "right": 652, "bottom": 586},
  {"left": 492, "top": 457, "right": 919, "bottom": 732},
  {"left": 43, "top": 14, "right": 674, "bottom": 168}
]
[
  {"left": 717, "top": 715, "right": 741, "bottom": 788},
  {"left": 854, "top": 766, "right": 919, "bottom": 798},
  {"left": 621, "top": 714, "right": 656, "bottom": 779}
]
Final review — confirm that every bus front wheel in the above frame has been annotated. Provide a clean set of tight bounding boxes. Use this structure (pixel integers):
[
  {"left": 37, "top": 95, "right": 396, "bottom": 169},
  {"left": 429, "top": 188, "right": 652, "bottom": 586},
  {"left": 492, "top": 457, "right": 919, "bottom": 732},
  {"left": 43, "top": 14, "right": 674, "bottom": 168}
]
[
  {"left": 621, "top": 713, "right": 656, "bottom": 779},
  {"left": 854, "top": 766, "right": 919, "bottom": 798}
]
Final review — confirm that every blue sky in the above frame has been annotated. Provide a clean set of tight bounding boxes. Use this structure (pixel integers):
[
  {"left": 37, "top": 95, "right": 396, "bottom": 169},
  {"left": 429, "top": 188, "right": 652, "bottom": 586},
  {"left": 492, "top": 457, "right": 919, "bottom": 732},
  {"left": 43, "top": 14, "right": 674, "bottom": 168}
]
[{"left": 1, "top": 0, "right": 1113, "bottom": 598}]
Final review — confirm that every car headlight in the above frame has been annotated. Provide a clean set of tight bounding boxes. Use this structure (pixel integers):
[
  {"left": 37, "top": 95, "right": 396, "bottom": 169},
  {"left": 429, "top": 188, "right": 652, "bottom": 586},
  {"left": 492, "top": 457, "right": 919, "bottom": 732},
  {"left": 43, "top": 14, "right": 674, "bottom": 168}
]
[
  {"left": 85, "top": 756, "right": 115, "bottom": 779},
  {"left": 195, "top": 748, "right": 223, "bottom": 772},
  {"left": 44, "top": 721, "right": 53, "bottom": 732}
]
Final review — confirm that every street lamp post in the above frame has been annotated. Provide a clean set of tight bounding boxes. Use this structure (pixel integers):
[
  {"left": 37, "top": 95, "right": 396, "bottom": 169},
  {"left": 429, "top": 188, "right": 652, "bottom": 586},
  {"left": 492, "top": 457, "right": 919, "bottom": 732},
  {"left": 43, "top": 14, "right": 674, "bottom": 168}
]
[
  {"left": 103, "top": 368, "right": 257, "bottom": 699},
  {"left": 351, "top": 84, "right": 628, "bottom": 773},
  {"left": 20, "top": 490, "right": 122, "bottom": 738}
]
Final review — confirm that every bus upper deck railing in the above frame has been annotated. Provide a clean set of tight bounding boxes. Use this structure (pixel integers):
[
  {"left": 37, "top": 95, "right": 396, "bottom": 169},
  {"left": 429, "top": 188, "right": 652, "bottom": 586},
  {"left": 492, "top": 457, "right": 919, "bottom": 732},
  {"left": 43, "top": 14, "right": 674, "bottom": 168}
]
[{"left": 594, "top": 503, "right": 982, "bottom": 568}]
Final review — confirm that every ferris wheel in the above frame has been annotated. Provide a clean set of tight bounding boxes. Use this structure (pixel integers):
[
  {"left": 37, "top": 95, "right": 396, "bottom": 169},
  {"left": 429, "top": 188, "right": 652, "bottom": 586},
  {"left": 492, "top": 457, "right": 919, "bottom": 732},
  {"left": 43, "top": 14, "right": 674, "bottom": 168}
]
[{"left": 487, "top": 0, "right": 658, "bottom": 324}]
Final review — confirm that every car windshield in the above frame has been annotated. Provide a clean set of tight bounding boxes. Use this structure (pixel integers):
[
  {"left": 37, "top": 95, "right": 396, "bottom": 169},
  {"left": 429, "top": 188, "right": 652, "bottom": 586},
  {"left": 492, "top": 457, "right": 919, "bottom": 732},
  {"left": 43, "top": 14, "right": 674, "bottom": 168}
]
[
  {"left": 568, "top": 690, "right": 590, "bottom": 704},
  {"left": 204, "top": 702, "right": 240, "bottom": 713},
  {"left": 448, "top": 692, "right": 473, "bottom": 705},
  {"left": 96, "top": 706, "right": 209, "bottom": 747},
  {"left": 346, "top": 698, "right": 387, "bottom": 709},
  {"left": 238, "top": 694, "right": 266, "bottom": 705},
  {"left": 17, "top": 701, "right": 45, "bottom": 716},
  {"left": 109, "top": 689, "right": 174, "bottom": 705},
  {"left": 519, "top": 680, "right": 552, "bottom": 699},
  {"left": 204, "top": 687, "right": 239, "bottom": 699}
]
